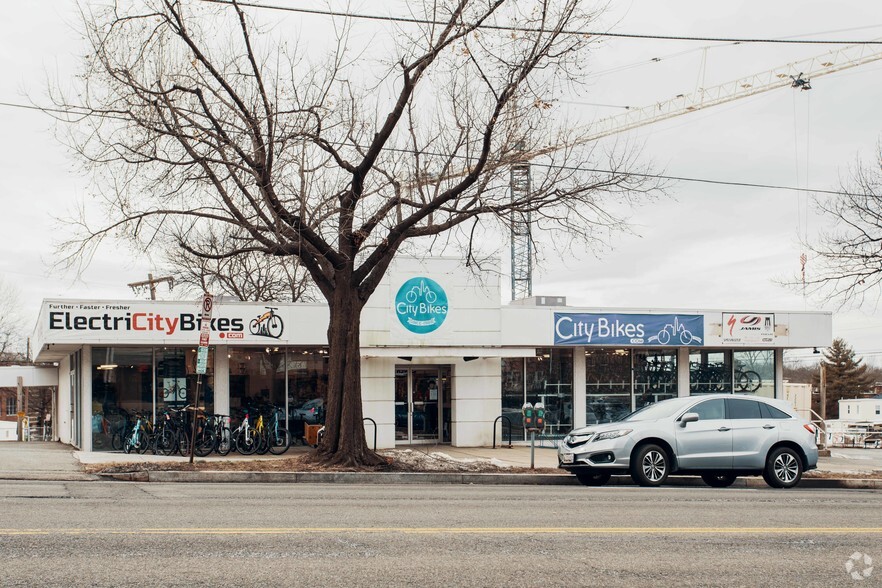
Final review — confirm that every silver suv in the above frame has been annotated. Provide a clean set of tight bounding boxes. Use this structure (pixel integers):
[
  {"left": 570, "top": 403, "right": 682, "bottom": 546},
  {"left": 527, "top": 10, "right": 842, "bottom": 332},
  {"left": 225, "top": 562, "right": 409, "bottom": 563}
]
[{"left": 558, "top": 394, "right": 818, "bottom": 488}]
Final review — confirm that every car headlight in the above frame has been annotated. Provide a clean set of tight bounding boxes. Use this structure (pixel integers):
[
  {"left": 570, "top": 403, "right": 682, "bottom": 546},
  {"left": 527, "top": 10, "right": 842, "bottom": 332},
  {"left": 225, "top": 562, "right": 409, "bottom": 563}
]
[{"left": 593, "top": 429, "right": 632, "bottom": 441}]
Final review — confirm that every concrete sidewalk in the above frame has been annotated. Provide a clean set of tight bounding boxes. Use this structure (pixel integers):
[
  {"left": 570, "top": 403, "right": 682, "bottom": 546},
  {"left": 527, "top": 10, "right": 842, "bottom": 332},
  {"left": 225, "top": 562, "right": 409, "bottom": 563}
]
[{"left": 2, "top": 441, "right": 881, "bottom": 488}]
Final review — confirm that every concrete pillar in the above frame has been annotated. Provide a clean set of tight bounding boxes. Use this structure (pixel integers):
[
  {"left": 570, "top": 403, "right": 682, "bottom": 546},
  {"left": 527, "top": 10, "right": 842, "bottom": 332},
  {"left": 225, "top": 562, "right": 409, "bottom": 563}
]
[
  {"left": 677, "top": 347, "right": 691, "bottom": 397},
  {"left": 572, "top": 347, "right": 586, "bottom": 429},
  {"left": 774, "top": 348, "right": 784, "bottom": 399},
  {"left": 81, "top": 345, "right": 92, "bottom": 452},
  {"left": 214, "top": 345, "right": 230, "bottom": 417}
]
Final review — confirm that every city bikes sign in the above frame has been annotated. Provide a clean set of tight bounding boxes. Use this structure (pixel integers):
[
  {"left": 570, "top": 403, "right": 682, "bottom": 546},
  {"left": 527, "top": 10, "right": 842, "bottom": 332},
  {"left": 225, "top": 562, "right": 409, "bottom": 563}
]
[
  {"left": 554, "top": 313, "right": 704, "bottom": 346},
  {"left": 394, "top": 277, "right": 449, "bottom": 334},
  {"left": 40, "top": 301, "right": 288, "bottom": 344}
]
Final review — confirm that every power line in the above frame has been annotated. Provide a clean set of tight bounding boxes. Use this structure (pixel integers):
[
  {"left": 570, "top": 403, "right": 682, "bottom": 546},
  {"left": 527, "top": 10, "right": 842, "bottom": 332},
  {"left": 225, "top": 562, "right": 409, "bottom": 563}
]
[
  {"left": 198, "top": 0, "right": 882, "bottom": 45},
  {"left": 0, "top": 98, "right": 870, "bottom": 199}
]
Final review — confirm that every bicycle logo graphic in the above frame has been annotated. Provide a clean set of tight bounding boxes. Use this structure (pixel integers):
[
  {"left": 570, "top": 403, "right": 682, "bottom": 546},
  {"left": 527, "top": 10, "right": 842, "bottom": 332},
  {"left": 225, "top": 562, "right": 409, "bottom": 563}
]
[
  {"left": 405, "top": 280, "right": 438, "bottom": 304},
  {"left": 249, "top": 307, "right": 284, "bottom": 339},
  {"left": 647, "top": 316, "right": 703, "bottom": 345}
]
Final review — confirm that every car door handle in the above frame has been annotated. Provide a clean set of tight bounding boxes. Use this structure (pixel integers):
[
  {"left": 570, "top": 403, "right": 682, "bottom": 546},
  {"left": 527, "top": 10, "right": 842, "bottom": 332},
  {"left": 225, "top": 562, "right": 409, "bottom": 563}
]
[
  {"left": 718, "top": 427, "right": 731, "bottom": 432},
  {"left": 763, "top": 424, "right": 776, "bottom": 429}
]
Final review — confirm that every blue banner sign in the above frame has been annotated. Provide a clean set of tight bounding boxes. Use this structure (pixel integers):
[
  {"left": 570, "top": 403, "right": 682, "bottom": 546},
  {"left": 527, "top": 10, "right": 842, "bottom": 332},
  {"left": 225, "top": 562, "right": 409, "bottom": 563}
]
[{"left": 554, "top": 313, "right": 704, "bottom": 346}]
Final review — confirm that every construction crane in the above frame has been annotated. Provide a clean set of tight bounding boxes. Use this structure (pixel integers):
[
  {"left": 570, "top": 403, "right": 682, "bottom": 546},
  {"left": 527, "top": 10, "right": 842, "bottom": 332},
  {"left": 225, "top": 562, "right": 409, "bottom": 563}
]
[{"left": 509, "top": 39, "right": 882, "bottom": 301}]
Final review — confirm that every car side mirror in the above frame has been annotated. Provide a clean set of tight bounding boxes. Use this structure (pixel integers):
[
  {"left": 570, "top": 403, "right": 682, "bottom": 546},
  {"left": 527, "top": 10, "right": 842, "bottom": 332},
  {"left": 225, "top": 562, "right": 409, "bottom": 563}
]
[{"left": 680, "top": 412, "right": 699, "bottom": 426}]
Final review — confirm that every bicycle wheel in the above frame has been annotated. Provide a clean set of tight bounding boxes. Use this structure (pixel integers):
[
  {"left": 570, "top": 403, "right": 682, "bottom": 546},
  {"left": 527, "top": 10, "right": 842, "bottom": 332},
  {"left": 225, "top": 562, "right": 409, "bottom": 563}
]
[
  {"left": 137, "top": 432, "right": 154, "bottom": 454},
  {"left": 194, "top": 428, "right": 217, "bottom": 457},
  {"left": 267, "top": 315, "right": 283, "bottom": 338},
  {"left": 256, "top": 429, "right": 270, "bottom": 455},
  {"left": 215, "top": 427, "right": 232, "bottom": 456},
  {"left": 111, "top": 429, "right": 125, "bottom": 451},
  {"left": 268, "top": 428, "right": 291, "bottom": 455},
  {"left": 743, "top": 370, "right": 761, "bottom": 393},
  {"left": 176, "top": 430, "right": 191, "bottom": 456},
  {"left": 155, "top": 429, "right": 176, "bottom": 456},
  {"left": 235, "top": 427, "right": 259, "bottom": 455}
]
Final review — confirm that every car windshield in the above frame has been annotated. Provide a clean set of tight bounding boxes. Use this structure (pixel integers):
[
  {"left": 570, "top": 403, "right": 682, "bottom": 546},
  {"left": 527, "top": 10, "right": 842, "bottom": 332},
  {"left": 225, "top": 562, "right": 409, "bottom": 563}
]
[{"left": 621, "top": 399, "right": 691, "bottom": 422}]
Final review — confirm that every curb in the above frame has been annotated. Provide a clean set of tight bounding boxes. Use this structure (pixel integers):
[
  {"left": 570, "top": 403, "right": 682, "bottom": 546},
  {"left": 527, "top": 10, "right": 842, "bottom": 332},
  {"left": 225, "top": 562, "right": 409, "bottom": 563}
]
[{"left": 87, "top": 470, "right": 882, "bottom": 489}]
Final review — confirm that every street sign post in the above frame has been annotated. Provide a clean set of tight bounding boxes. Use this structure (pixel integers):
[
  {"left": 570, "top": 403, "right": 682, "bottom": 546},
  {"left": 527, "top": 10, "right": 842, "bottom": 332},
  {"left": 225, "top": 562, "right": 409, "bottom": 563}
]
[{"left": 190, "top": 293, "right": 213, "bottom": 463}]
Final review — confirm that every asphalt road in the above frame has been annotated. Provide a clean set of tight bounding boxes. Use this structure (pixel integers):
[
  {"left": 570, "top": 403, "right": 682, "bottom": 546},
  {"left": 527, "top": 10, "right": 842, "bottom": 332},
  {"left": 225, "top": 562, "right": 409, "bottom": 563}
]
[{"left": 1, "top": 482, "right": 880, "bottom": 587}]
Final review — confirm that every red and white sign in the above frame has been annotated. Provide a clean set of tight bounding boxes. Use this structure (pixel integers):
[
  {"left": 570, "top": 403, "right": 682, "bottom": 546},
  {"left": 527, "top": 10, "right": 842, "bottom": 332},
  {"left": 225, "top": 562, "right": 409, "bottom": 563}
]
[{"left": 722, "top": 313, "right": 775, "bottom": 345}]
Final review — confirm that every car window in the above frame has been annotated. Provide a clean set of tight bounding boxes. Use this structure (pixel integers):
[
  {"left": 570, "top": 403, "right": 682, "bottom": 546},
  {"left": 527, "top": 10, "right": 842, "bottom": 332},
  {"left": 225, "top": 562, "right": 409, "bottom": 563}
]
[
  {"left": 690, "top": 399, "right": 725, "bottom": 420},
  {"left": 727, "top": 398, "right": 762, "bottom": 419},
  {"left": 759, "top": 402, "right": 792, "bottom": 420}
]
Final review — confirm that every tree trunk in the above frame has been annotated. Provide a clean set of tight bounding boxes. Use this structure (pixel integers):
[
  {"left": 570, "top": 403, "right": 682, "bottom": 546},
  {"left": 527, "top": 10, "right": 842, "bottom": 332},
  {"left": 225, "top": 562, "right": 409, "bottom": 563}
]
[{"left": 311, "top": 281, "right": 386, "bottom": 468}]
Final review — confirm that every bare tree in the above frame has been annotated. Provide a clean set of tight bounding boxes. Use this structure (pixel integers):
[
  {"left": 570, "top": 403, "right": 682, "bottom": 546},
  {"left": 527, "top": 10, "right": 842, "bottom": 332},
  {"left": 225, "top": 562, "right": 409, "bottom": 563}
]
[
  {"left": 801, "top": 145, "right": 882, "bottom": 307},
  {"left": 162, "top": 229, "right": 317, "bottom": 302},
  {"left": 53, "top": 0, "right": 660, "bottom": 466},
  {"left": 0, "top": 280, "right": 27, "bottom": 364}
]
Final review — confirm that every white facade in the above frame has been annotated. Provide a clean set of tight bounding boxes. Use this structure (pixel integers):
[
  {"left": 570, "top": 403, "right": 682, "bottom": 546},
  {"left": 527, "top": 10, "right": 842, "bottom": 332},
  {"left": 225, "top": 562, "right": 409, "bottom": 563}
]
[
  {"left": 30, "top": 257, "right": 834, "bottom": 452},
  {"left": 838, "top": 396, "right": 882, "bottom": 423}
]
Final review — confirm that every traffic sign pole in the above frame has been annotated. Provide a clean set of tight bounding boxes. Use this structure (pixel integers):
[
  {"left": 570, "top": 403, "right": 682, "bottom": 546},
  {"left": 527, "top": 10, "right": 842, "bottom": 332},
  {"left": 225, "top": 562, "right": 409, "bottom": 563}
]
[{"left": 190, "top": 293, "right": 213, "bottom": 463}]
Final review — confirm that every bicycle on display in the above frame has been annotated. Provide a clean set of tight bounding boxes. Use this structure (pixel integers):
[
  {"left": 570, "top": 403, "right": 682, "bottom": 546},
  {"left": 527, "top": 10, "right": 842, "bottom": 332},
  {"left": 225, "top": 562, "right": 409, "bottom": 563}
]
[
  {"left": 249, "top": 307, "right": 284, "bottom": 339},
  {"left": 231, "top": 410, "right": 259, "bottom": 455},
  {"left": 123, "top": 412, "right": 154, "bottom": 454},
  {"left": 735, "top": 368, "right": 762, "bottom": 393},
  {"left": 152, "top": 407, "right": 190, "bottom": 456},
  {"left": 249, "top": 406, "right": 292, "bottom": 455}
]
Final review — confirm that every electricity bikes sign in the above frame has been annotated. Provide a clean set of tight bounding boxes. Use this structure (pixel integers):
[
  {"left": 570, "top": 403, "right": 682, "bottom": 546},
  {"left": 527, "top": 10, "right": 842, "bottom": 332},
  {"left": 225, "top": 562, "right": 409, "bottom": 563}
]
[
  {"left": 395, "top": 277, "right": 449, "bottom": 334},
  {"left": 554, "top": 313, "right": 704, "bottom": 346}
]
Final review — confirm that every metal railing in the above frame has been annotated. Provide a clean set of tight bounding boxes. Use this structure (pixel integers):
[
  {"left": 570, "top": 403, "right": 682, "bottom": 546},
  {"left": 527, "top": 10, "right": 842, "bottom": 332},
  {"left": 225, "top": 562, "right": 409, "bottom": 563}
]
[
  {"left": 363, "top": 417, "right": 377, "bottom": 451},
  {"left": 492, "top": 415, "right": 513, "bottom": 449}
]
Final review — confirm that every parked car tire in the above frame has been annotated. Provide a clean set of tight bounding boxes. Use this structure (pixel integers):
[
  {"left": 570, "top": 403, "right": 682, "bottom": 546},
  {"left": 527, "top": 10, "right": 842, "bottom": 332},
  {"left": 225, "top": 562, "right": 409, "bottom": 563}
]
[
  {"left": 575, "top": 470, "right": 612, "bottom": 487},
  {"left": 764, "top": 447, "right": 803, "bottom": 488},
  {"left": 631, "top": 443, "right": 669, "bottom": 487},
  {"left": 701, "top": 473, "right": 737, "bottom": 488}
]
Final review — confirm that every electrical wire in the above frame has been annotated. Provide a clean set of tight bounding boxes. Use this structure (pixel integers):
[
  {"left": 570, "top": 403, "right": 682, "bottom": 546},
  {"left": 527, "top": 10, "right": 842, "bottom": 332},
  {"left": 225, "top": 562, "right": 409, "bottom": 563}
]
[
  {"left": 0, "top": 99, "right": 870, "bottom": 199},
  {"left": 196, "top": 0, "right": 882, "bottom": 45}
]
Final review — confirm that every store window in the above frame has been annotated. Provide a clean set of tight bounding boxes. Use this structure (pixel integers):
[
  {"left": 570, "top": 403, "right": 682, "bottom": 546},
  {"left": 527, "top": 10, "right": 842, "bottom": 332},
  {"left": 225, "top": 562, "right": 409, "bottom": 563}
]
[
  {"left": 526, "top": 348, "right": 573, "bottom": 436},
  {"left": 229, "top": 347, "right": 287, "bottom": 419},
  {"left": 733, "top": 350, "right": 774, "bottom": 398},
  {"left": 155, "top": 348, "right": 215, "bottom": 413},
  {"left": 634, "top": 350, "right": 678, "bottom": 409},
  {"left": 501, "top": 357, "right": 526, "bottom": 438},
  {"left": 585, "top": 349, "right": 630, "bottom": 425},
  {"left": 285, "top": 348, "right": 329, "bottom": 432},
  {"left": 689, "top": 350, "right": 733, "bottom": 395},
  {"left": 91, "top": 347, "right": 153, "bottom": 451}
]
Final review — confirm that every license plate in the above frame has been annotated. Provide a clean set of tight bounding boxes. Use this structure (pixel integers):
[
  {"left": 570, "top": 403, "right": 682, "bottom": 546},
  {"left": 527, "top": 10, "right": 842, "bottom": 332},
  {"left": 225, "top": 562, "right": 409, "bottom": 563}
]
[{"left": 560, "top": 453, "right": 574, "bottom": 464}]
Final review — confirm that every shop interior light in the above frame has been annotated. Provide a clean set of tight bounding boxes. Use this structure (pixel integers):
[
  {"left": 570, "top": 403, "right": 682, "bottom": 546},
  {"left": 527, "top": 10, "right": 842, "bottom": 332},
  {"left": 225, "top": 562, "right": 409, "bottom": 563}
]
[{"left": 96, "top": 364, "right": 118, "bottom": 370}]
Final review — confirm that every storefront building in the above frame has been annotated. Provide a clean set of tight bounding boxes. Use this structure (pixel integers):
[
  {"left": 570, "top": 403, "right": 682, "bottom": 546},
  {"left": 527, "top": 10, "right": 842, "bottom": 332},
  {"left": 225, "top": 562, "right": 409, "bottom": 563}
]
[{"left": 30, "top": 258, "right": 832, "bottom": 452}]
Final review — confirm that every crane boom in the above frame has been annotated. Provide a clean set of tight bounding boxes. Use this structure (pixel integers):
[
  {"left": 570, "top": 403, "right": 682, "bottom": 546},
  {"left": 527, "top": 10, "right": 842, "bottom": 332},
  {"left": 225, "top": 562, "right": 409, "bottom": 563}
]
[
  {"left": 524, "top": 39, "right": 882, "bottom": 160},
  {"left": 508, "top": 39, "right": 882, "bottom": 300}
]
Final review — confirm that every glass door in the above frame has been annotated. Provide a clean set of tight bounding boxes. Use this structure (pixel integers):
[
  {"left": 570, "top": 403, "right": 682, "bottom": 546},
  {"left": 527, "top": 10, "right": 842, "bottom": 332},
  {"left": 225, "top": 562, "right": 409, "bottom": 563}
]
[{"left": 394, "top": 366, "right": 443, "bottom": 443}]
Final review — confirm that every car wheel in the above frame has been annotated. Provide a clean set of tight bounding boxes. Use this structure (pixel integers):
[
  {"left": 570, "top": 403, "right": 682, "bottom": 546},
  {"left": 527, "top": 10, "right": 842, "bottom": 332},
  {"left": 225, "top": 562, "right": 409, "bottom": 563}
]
[
  {"left": 631, "top": 443, "right": 669, "bottom": 487},
  {"left": 764, "top": 447, "right": 803, "bottom": 489},
  {"left": 575, "top": 470, "right": 612, "bottom": 487},
  {"left": 701, "top": 473, "right": 737, "bottom": 488}
]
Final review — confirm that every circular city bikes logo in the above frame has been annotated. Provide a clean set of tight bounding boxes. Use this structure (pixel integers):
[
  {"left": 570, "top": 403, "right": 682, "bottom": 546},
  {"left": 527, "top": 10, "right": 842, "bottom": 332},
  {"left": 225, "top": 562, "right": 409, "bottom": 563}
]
[
  {"left": 845, "top": 552, "right": 873, "bottom": 581},
  {"left": 395, "top": 277, "right": 448, "bottom": 334}
]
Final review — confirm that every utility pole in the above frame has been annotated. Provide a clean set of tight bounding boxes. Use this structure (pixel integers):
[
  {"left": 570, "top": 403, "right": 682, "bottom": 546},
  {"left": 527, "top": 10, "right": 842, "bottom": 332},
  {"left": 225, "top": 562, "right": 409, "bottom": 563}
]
[
  {"left": 127, "top": 273, "right": 174, "bottom": 300},
  {"left": 819, "top": 363, "right": 827, "bottom": 421}
]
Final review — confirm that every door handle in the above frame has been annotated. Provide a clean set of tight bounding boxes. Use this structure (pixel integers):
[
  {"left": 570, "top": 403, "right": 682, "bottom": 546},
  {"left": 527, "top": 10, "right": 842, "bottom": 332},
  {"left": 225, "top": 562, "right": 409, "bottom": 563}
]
[
  {"left": 763, "top": 424, "right": 776, "bottom": 429},
  {"left": 718, "top": 427, "right": 731, "bottom": 432}
]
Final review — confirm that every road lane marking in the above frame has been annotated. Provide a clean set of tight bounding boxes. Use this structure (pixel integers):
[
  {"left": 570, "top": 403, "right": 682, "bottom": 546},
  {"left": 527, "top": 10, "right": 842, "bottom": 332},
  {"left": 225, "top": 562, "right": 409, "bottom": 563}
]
[{"left": 1, "top": 527, "right": 881, "bottom": 536}]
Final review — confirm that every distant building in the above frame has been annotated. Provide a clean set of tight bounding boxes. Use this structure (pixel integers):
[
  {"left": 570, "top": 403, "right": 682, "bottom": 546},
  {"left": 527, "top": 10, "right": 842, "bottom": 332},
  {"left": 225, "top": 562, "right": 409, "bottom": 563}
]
[{"left": 825, "top": 394, "right": 882, "bottom": 447}]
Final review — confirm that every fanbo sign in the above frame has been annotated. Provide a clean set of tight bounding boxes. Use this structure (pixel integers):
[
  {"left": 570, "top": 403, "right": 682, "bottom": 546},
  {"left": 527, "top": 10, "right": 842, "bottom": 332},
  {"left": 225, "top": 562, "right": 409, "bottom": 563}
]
[{"left": 395, "top": 277, "right": 449, "bottom": 334}]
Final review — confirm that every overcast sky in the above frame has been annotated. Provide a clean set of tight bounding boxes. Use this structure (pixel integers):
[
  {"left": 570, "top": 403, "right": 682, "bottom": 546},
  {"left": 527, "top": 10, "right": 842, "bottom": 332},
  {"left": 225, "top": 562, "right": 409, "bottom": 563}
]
[{"left": 1, "top": 1, "right": 881, "bottom": 363}]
